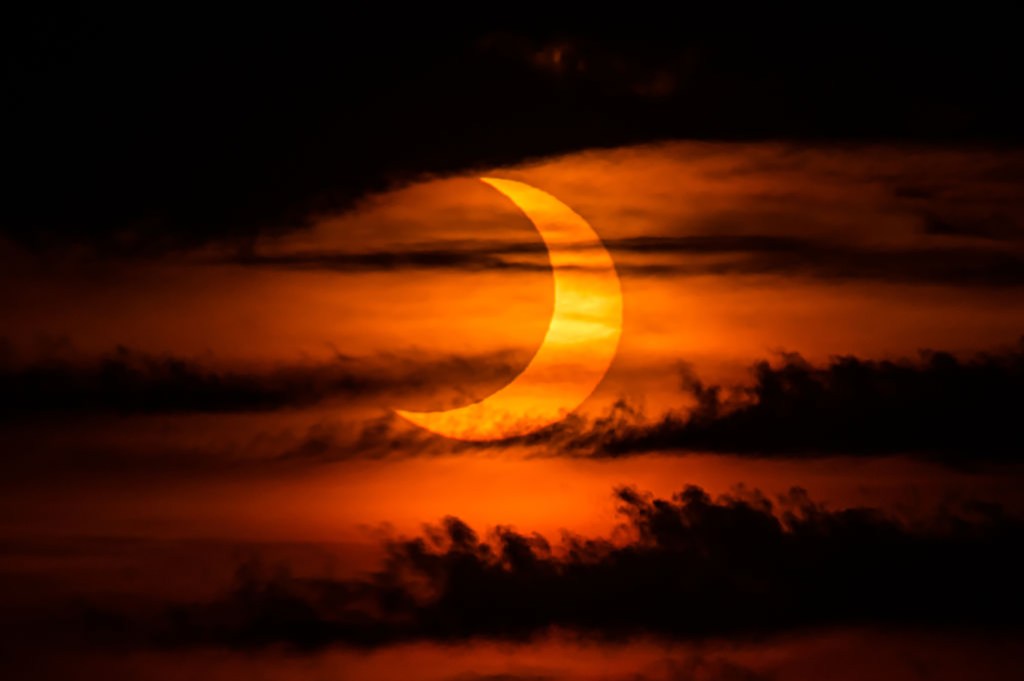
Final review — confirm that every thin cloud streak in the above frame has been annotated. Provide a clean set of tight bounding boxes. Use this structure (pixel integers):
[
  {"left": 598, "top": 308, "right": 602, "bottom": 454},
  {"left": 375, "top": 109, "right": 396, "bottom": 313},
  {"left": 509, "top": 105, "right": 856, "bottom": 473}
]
[
  {"left": 0, "top": 345, "right": 524, "bottom": 417},
  {"left": 224, "top": 235, "right": 1024, "bottom": 287}
]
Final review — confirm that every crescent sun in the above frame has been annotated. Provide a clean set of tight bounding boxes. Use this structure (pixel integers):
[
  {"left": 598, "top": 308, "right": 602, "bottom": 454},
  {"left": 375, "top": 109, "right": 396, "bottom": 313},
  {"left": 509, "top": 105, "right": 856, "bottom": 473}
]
[{"left": 396, "top": 177, "right": 623, "bottom": 441}]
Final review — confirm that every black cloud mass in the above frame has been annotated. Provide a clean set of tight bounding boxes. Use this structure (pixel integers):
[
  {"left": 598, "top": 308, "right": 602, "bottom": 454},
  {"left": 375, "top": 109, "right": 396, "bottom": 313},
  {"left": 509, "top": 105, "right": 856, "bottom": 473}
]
[
  {"left": 0, "top": 345, "right": 521, "bottom": 417},
  {"left": 72, "top": 485, "right": 1023, "bottom": 650},
  {"left": 541, "top": 341, "right": 1024, "bottom": 465},
  {"left": 5, "top": 8, "right": 1024, "bottom": 251}
]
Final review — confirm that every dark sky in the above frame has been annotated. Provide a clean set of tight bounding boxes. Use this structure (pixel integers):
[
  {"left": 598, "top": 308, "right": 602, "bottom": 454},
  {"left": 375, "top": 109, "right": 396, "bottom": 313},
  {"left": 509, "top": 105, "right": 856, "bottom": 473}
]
[{"left": 5, "top": 8, "right": 1024, "bottom": 250}]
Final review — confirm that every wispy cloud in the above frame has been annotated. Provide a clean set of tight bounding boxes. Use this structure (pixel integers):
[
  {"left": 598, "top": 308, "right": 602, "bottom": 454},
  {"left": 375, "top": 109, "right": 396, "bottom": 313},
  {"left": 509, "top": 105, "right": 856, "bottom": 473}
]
[
  {"left": 0, "top": 345, "right": 523, "bottom": 417},
  {"left": 225, "top": 234, "right": 1024, "bottom": 287}
]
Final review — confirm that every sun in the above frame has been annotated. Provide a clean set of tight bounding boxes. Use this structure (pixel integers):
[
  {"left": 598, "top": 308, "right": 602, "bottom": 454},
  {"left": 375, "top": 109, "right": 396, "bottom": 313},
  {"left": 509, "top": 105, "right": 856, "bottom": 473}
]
[{"left": 395, "top": 177, "right": 623, "bottom": 441}]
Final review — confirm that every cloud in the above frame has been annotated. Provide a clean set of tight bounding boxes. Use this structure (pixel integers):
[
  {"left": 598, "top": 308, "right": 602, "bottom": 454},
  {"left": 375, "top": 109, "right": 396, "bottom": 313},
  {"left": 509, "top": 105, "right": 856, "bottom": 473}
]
[
  {"left": 528, "top": 340, "right": 1024, "bottom": 465},
  {"left": 296, "top": 340, "right": 1023, "bottom": 467},
  {"left": 446, "top": 675, "right": 555, "bottom": 681},
  {"left": 921, "top": 211, "right": 1023, "bottom": 241},
  {"left": 227, "top": 234, "right": 1024, "bottom": 287},
  {"left": 227, "top": 243, "right": 553, "bottom": 274},
  {"left": 4, "top": 339, "right": 1022, "bottom": 473},
  {"left": 6, "top": 10, "right": 1024, "bottom": 252},
  {"left": 648, "top": 658, "right": 775, "bottom": 681},
  {"left": 445, "top": 659, "right": 774, "bottom": 681},
  {"left": 0, "top": 345, "right": 522, "bottom": 417},
  {"left": 72, "top": 484, "right": 1023, "bottom": 650}
]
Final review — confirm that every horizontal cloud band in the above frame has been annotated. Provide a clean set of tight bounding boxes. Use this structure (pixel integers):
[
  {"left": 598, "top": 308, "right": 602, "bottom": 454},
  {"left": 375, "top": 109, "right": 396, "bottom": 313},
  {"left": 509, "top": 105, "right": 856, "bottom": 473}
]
[
  {"left": 3, "top": 341, "right": 1022, "bottom": 467},
  {"left": 228, "top": 234, "right": 1024, "bottom": 287},
  {"left": 78, "top": 485, "right": 1024, "bottom": 650}
]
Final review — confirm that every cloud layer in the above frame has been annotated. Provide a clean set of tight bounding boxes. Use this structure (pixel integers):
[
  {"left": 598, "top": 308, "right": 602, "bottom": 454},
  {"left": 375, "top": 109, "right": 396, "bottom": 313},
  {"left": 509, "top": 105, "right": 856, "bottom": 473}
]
[
  {"left": 4, "top": 341, "right": 1022, "bottom": 470},
  {"left": 6, "top": 10, "right": 1024, "bottom": 251},
  {"left": 77, "top": 485, "right": 1023, "bottom": 649},
  {"left": 229, "top": 234, "right": 1024, "bottom": 287},
  {"left": 535, "top": 341, "right": 1024, "bottom": 465},
  {"left": 0, "top": 345, "right": 521, "bottom": 417}
]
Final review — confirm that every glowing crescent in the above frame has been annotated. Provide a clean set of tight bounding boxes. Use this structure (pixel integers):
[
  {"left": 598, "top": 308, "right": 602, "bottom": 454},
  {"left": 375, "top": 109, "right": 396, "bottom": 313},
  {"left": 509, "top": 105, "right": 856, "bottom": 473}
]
[{"left": 396, "top": 177, "right": 622, "bottom": 441}]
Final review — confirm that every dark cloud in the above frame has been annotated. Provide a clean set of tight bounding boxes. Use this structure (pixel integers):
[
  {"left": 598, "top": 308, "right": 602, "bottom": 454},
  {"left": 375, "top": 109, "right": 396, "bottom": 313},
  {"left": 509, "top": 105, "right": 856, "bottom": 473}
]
[
  {"left": 447, "top": 675, "right": 555, "bottom": 681},
  {"left": 5, "top": 8, "right": 1024, "bottom": 251},
  {"left": 278, "top": 340, "right": 1024, "bottom": 468},
  {"left": 0, "top": 345, "right": 522, "bottom": 417},
  {"left": 8, "top": 340, "right": 1019, "bottom": 470},
  {"left": 671, "top": 240, "right": 1024, "bottom": 287},
  {"left": 69, "top": 485, "right": 1023, "bottom": 649},
  {"left": 643, "top": 658, "right": 775, "bottom": 681},
  {"left": 228, "top": 244, "right": 553, "bottom": 274},
  {"left": 230, "top": 234, "right": 1024, "bottom": 287},
  {"left": 920, "top": 212, "right": 1023, "bottom": 241},
  {"left": 445, "top": 661, "right": 773, "bottom": 681},
  {"left": 532, "top": 341, "right": 1024, "bottom": 465}
]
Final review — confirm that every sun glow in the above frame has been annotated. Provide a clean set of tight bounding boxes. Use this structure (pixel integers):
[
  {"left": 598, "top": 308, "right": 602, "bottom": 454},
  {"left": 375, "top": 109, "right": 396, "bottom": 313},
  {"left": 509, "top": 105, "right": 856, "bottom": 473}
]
[{"left": 395, "top": 177, "right": 623, "bottom": 441}]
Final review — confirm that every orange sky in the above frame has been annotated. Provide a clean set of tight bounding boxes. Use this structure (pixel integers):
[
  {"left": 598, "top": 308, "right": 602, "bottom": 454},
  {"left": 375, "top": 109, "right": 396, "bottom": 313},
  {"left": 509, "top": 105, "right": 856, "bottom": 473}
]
[
  {"left": 2, "top": 142, "right": 1023, "bottom": 546},
  {"left": 5, "top": 144, "right": 1022, "bottom": 368},
  {"left": 9, "top": 17, "right": 1024, "bottom": 680}
]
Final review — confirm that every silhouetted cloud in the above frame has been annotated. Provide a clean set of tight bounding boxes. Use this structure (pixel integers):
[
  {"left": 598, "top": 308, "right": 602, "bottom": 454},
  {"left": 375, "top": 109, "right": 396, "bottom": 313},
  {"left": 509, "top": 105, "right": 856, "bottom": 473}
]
[
  {"left": 445, "top": 662, "right": 773, "bottom": 681},
  {"left": 229, "top": 235, "right": 1024, "bottom": 287},
  {"left": 921, "top": 211, "right": 1023, "bottom": 241},
  {"left": 229, "top": 244, "right": 553, "bottom": 273},
  {"left": 7, "top": 339, "right": 1020, "bottom": 470},
  {"left": 446, "top": 675, "right": 555, "bottom": 681},
  {"left": 287, "top": 341, "right": 1024, "bottom": 467},
  {"left": 6, "top": 8, "right": 1024, "bottom": 251},
  {"left": 527, "top": 341, "right": 1024, "bottom": 465},
  {"left": 73, "top": 485, "right": 1023, "bottom": 649},
  {"left": 0, "top": 346, "right": 522, "bottom": 417}
]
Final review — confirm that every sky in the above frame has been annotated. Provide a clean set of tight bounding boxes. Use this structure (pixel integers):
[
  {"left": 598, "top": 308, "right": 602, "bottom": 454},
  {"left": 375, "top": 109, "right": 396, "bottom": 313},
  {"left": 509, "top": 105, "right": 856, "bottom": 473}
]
[{"left": 3, "top": 9, "right": 1024, "bottom": 681}]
